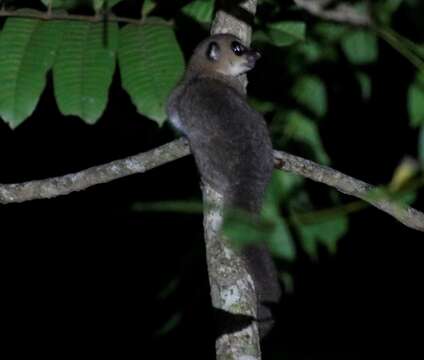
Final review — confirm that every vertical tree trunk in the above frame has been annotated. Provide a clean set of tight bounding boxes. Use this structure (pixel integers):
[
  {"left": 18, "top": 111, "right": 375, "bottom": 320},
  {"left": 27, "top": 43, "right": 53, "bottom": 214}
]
[
  {"left": 203, "top": 185, "right": 261, "bottom": 359},
  {"left": 203, "top": 2, "right": 261, "bottom": 358}
]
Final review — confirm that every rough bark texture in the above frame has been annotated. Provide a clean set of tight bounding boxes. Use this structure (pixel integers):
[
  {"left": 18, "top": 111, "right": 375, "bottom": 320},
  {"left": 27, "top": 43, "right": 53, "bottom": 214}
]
[
  {"left": 211, "top": 0, "right": 257, "bottom": 44},
  {"left": 273, "top": 150, "right": 424, "bottom": 232},
  {"left": 0, "top": 139, "right": 190, "bottom": 204},
  {"left": 208, "top": 1, "right": 263, "bottom": 359},
  {"left": 1, "top": 140, "right": 423, "bottom": 232},
  {"left": 203, "top": 184, "right": 261, "bottom": 359},
  {"left": 0, "top": 2, "right": 422, "bottom": 360}
]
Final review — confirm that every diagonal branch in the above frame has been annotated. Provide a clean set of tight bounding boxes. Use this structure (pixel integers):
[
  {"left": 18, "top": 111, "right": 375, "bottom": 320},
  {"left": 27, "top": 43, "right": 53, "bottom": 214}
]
[
  {"left": 0, "top": 139, "right": 190, "bottom": 204},
  {"left": 293, "top": 0, "right": 372, "bottom": 27},
  {"left": 1, "top": 139, "right": 423, "bottom": 231},
  {"left": 273, "top": 150, "right": 424, "bottom": 232}
]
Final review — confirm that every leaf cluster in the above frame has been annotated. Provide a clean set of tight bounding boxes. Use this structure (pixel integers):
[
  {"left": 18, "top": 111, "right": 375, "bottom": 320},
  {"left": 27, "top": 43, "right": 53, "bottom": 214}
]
[
  {"left": 0, "top": 0, "right": 184, "bottom": 127},
  {"left": 1, "top": 0, "right": 423, "bottom": 282}
]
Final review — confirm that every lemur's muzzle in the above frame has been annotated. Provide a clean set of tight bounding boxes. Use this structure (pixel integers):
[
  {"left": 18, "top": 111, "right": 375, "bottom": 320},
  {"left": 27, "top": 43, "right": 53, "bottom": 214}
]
[{"left": 245, "top": 49, "right": 261, "bottom": 69}]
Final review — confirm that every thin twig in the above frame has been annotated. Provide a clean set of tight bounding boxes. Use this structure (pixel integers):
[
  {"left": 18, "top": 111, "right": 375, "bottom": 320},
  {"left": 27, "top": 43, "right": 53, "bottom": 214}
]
[
  {"left": 377, "top": 26, "right": 424, "bottom": 73},
  {"left": 293, "top": 0, "right": 372, "bottom": 27}
]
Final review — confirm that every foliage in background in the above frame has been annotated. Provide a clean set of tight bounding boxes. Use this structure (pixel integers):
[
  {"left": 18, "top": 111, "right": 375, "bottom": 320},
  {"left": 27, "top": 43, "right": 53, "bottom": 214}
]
[
  {"left": 0, "top": 0, "right": 423, "bottom": 321},
  {"left": 0, "top": 0, "right": 184, "bottom": 126}
]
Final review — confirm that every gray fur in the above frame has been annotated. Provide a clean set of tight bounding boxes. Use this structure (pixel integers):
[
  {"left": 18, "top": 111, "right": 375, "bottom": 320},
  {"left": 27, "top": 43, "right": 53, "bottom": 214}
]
[{"left": 167, "top": 34, "right": 281, "bottom": 337}]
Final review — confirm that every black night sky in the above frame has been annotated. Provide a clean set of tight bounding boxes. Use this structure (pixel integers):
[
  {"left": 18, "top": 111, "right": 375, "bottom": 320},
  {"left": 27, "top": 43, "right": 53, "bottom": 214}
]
[{"left": 0, "top": 1, "right": 423, "bottom": 358}]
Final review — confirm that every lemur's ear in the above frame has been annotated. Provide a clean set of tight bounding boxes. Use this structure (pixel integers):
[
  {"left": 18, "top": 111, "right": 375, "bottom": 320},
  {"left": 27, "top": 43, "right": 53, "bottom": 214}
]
[{"left": 206, "top": 41, "right": 220, "bottom": 61}]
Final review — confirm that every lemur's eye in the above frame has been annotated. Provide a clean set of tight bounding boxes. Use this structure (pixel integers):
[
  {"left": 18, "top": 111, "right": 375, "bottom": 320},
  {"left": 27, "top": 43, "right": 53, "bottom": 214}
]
[{"left": 231, "top": 41, "right": 245, "bottom": 56}]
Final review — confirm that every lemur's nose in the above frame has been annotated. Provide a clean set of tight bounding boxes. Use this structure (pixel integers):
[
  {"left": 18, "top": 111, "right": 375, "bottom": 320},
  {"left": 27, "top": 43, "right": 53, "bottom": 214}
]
[{"left": 253, "top": 50, "right": 261, "bottom": 60}]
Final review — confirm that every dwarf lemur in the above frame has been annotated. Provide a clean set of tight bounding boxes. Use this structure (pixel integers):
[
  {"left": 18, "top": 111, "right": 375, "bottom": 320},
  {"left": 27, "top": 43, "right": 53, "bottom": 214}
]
[{"left": 167, "top": 34, "right": 281, "bottom": 337}]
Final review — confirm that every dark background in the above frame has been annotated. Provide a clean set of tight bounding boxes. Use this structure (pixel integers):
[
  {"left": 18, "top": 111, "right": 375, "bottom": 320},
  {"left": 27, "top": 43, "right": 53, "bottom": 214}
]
[{"left": 0, "top": 1, "right": 423, "bottom": 358}]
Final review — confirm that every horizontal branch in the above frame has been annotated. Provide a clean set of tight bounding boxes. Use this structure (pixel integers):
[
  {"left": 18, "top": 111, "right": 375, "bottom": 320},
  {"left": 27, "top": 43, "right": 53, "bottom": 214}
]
[
  {"left": 293, "top": 0, "right": 372, "bottom": 27},
  {"left": 0, "top": 8, "right": 169, "bottom": 26},
  {"left": 0, "top": 139, "right": 423, "bottom": 231}
]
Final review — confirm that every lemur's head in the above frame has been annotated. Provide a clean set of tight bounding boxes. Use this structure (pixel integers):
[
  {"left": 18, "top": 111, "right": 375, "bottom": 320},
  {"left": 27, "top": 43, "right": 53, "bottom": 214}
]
[{"left": 188, "top": 34, "right": 261, "bottom": 77}]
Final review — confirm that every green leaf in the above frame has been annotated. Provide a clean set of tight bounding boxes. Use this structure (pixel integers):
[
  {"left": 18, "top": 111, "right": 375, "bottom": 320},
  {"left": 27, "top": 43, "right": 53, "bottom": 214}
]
[
  {"left": 223, "top": 210, "right": 295, "bottom": 261},
  {"left": 223, "top": 172, "right": 296, "bottom": 261},
  {"left": 341, "top": 30, "right": 378, "bottom": 65},
  {"left": 181, "top": 0, "right": 214, "bottom": 23},
  {"left": 142, "top": 0, "right": 157, "bottom": 18},
  {"left": 93, "top": 0, "right": 124, "bottom": 11},
  {"left": 385, "top": 0, "right": 404, "bottom": 12},
  {"left": 296, "top": 41, "right": 322, "bottom": 63},
  {"left": 53, "top": 21, "right": 118, "bottom": 124},
  {"left": 268, "top": 217, "right": 296, "bottom": 260},
  {"left": 262, "top": 172, "right": 296, "bottom": 260},
  {"left": 223, "top": 211, "right": 272, "bottom": 246},
  {"left": 356, "top": 71, "right": 372, "bottom": 100},
  {"left": 155, "top": 312, "right": 182, "bottom": 336},
  {"left": 264, "top": 170, "right": 304, "bottom": 204},
  {"left": 262, "top": 171, "right": 287, "bottom": 217},
  {"left": 385, "top": 0, "right": 403, "bottom": 13},
  {"left": 268, "top": 21, "right": 306, "bottom": 47},
  {"left": 157, "top": 278, "right": 180, "bottom": 300},
  {"left": 394, "top": 191, "right": 417, "bottom": 206},
  {"left": 248, "top": 97, "right": 276, "bottom": 113},
  {"left": 389, "top": 157, "right": 419, "bottom": 191},
  {"left": 293, "top": 75, "right": 327, "bottom": 117},
  {"left": 132, "top": 200, "right": 203, "bottom": 214},
  {"left": 408, "top": 74, "right": 424, "bottom": 127},
  {"left": 0, "top": 18, "right": 64, "bottom": 128},
  {"left": 417, "top": 44, "right": 424, "bottom": 58},
  {"left": 315, "top": 23, "right": 347, "bottom": 42},
  {"left": 42, "top": 0, "right": 124, "bottom": 11},
  {"left": 118, "top": 23, "right": 184, "bottom": 125},
  {"left": 295, "top": 215, "right": 348, "bottom": 259},
  {"left": 297, "top": 41, "right": 339, "bottom": 63},
  {"left": 285, "top": 111, "right": 330, "bottom": 164},
  {"left": 252, "top": 30, "right": 270, "bottom": 44},
  {"left": 279, "top": 271, "right": 294, "bottom": 293},
  {"left": 41, "top": 0, "right": 85, "bottom": 9},
  {"left": 419, "top": 125, "right": 424, "bottom": 164},
  {"left": 93, "top": 0, "right": 104, "bottom": 10},
  {"left": 375, "top": 0, "right": 404, "bottom": 24}
]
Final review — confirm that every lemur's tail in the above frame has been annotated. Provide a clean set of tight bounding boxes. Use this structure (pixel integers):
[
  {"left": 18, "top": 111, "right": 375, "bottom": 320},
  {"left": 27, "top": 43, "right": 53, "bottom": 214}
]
[{"left": 225, "top": 188, "right": 281, "bottom": 338}]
